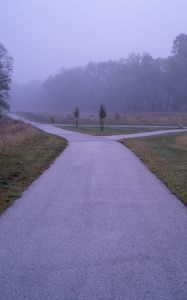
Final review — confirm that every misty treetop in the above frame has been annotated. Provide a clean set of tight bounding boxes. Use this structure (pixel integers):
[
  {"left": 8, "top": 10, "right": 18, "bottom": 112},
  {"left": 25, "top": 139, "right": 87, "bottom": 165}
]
[{"left": 0, "top": 44, "right": 13, "bottom": 112}]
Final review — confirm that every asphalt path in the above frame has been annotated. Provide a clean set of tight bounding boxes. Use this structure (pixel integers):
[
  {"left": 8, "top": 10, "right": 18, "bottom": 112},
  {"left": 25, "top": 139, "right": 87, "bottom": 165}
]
[{"left": 0, "top": 115, "right": 187, "bottom": 299}]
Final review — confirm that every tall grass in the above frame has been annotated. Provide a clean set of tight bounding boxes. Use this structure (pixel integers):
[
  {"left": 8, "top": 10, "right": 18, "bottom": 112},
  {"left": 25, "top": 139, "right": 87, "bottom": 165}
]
[{"left": 0, "top": 120, "right": 35, "bottom": 154}]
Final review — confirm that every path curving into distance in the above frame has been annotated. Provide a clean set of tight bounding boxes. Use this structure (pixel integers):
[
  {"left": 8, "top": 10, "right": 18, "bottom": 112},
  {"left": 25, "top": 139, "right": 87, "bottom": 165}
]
[{"left": 0, "top": 114, "right": 187, "bottom": 299}]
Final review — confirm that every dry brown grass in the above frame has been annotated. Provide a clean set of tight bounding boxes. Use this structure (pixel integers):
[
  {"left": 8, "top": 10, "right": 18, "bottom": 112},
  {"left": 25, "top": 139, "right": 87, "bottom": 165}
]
[
  {"left": 0, "top": 117, "right": 67, "bottom": 214},
  {"left": 18, "top": 111, "right": 187, "bottom": 126},
  {"left": 0, "top": 121, "right": 35, "bottom": 154},
  {"left": 175, "top": 135, "right": 187, "bottom": 147},
  {"left": 110, "top": 113, "right": 187, "bottom": 126}
]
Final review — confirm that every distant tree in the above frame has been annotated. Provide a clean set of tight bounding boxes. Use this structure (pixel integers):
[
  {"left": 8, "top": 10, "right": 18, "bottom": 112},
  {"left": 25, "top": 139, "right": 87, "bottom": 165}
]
[
  {"left": 115, "top": 113, "right": 120, "bottom": 123},
  {"left": 0, "top": 44, "right": 13, "bottom": 115},
  {"left": 99, "top": 104, "right": 106, "bottom": 131},
  {"left": 51, "top": 116, "right": 54, "bottom": 124},
  {"left": 73, "top": 106, "right": 80, "bottom": 127},
  {"left": 172, "top": 33, "right": 187, "bottom": 57},
  {"left": 169, "top": 34, "right": 187, "bottom": 111}
]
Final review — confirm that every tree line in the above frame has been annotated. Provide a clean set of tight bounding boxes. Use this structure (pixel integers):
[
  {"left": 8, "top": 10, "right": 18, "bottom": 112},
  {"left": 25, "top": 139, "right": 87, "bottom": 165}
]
[
  {"left": 1, "top": 34, "right": 187, "bottom": 114},
  {"left": 43, "top": 34, "right": 187, "bottom": 113}
]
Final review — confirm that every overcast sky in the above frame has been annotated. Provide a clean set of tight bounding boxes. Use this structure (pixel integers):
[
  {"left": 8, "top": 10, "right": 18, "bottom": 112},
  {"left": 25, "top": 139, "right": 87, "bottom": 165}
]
[{"left": 1, "top": 0, "right": 187, "bottom": 83}]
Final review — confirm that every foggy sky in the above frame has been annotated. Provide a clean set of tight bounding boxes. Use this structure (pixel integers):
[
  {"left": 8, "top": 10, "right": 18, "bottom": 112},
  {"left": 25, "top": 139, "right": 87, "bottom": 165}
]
[{"left": 1, "top": 0, "right": 187, "bottom": 83}]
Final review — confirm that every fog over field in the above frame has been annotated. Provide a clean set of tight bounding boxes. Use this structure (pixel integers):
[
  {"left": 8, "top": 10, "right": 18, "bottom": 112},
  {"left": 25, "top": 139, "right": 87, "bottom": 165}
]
[{"left": 1, "top": 0, "right": 187, "bottom": 113}]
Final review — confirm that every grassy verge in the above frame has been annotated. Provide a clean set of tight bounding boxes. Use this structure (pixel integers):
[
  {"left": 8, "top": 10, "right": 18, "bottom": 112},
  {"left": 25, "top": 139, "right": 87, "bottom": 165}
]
[
  {"left": 57, "top": 125, "right": 175, "bottom": 136},
  {"left": 0, "top": 118, "right": 67, "bottom": 214},
  {"left": 120, "top": 133, "right": 187, "bottom": 205}
]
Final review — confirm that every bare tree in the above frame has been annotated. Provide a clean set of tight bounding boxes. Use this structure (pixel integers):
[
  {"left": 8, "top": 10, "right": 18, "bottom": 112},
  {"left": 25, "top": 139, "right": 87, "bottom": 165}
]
[{"left": 99, "top": 104, "right": 106, "bottom": 131}]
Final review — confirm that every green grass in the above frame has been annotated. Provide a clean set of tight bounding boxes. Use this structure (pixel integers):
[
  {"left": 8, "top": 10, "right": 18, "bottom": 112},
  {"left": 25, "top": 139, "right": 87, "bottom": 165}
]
[
  {"left": 57, "top": 125, "right": 175, "bottom": 136},
  {"left": 120, "top": 133, "right": 187, "bottom": 205},
  {"left": 0, "top": 118, "right": 67, "bottom": 214}
]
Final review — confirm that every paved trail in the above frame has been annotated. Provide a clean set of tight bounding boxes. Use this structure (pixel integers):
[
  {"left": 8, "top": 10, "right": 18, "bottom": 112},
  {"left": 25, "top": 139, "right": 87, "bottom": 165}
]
[{"left": 0, "top": 116, "right": 187, "bottom": 299}]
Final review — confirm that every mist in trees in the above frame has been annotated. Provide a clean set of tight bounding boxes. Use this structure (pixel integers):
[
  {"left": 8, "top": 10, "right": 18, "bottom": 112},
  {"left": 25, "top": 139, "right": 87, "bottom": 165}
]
[
  {"left": 10, "top": 34, "right": 187, "bottom": 115},
  {"left": 39, "top": 34, "right": 187, "bottom": 114},
  {"left": 10, "top": 81, "right": 46, "bottom": 112}
]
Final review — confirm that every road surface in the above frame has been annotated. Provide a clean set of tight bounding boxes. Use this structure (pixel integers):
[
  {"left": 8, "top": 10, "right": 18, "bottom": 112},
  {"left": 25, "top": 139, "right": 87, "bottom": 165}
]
[{"left": 0, "top": 116, "right": 187, "bottom": 299}]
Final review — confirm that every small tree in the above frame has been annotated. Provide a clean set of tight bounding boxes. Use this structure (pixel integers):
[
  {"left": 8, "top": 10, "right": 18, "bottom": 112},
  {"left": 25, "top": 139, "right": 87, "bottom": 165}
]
[
  {"left": 73, "top": 106, "right": 80, "bottom": 127},
  {"left": 0, "top": 43, "right": 13, "bottom": 116},
  {"left": 99, "top": 104, "right": 106, "bottom": 131}
]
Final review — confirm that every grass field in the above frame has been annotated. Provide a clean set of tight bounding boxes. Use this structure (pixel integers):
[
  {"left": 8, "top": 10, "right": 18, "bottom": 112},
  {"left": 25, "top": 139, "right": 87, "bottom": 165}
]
[
  {"left": 121, "top": 133, "right": 187, "bottom": 205},
  {"left": 57, "top": 125, "right": 176, "bottom": 136},
  {"left": 17, "top": 111, "right": 187, "bottom": 126},
  {"left": 0, "top": 117, "right": 67, "bottom": 214}
]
